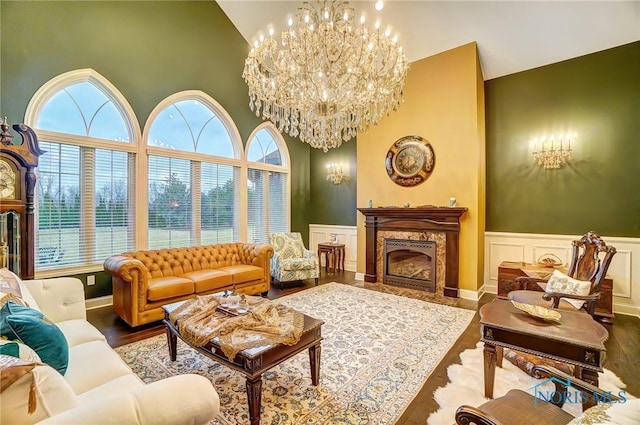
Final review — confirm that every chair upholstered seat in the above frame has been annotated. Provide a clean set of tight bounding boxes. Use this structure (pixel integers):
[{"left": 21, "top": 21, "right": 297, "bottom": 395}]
[
  {"left": 269, "top": 232, "right": 319, "bottom": 286},
  {"left": 280, "top": 257, "right": 317, "bottom": 271},
  {"left": 455, "top": 365, "right": 630, "bottom": 425},
  {"left": 477, "top": 389, "right": 574, "bottom": 425}
]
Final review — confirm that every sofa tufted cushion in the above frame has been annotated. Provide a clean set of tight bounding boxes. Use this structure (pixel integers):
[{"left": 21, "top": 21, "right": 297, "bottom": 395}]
[
  {"left": 0, "top": 302, "right": 69, "bottom": 375},
  {"left": 183, "top": 269, "right": 233, "bottom": 293},
  {"left": 147, "top": 276, "right": 195, "bottom": 302},
  {"left": 218, "top": 264, "right": 264, "bottom": 283}
]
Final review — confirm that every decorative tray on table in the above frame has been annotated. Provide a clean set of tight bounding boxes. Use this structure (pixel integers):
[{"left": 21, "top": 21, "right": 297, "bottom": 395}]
[{"left": 511, "top": 300, "right": 561, "bottom": 322}]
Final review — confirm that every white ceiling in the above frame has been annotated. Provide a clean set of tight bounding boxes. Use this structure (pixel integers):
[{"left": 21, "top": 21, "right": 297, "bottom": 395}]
[{"left": 217, "top": 0, "right": 640, "bottom": 80}]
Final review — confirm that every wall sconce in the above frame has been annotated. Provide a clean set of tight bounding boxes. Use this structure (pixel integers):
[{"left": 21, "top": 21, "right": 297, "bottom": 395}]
[
  {"left": 326, "top": 162, "right": 347, "bottom": 184},
  {"left": 532, "top": 134, "right": 573, "bottom": 169}
]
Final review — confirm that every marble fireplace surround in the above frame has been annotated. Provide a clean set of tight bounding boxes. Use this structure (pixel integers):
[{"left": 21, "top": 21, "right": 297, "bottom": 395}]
[{"left": 358, "top": 207, "right": 468, "bottom": 298}]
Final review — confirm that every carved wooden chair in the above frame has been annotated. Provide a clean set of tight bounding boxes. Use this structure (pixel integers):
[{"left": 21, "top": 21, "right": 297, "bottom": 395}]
[
  {"left": 455, "top": 364, "right": 625, "bottom": 425},
  {"left": 508, "top": 231, "right": 616, "bottom": 318}
]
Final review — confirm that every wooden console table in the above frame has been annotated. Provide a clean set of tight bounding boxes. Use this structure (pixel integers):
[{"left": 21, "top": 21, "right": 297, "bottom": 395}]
[
  {"left": 497, "top": 261, "right": 614, "bottom": 323},
  {"left": 317, "top": 242, "right": 345, "bottom": 274}
]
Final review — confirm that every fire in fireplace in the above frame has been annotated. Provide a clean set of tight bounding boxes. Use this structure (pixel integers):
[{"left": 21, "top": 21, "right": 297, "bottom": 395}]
[{"left": 383, "top": 238, "right": 436, "bottom": 292}]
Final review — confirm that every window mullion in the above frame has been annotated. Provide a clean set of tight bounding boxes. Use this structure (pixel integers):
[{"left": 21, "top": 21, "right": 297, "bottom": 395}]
[
  {"left": 81, "top": 147, "right": 96, "bottom": 264},
  {"left": 192, "top": 161, "right": 202, "bottom": 246}
]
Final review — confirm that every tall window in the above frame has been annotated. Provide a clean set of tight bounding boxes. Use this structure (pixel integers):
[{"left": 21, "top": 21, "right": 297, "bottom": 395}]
[
  {"left": 26, "top": 70, "right": 138, "bottom": 273},
  {"left": 246, "top": 124, "right": 290, "bottom": 243},
  {"left": 145, "top": 93, "right": 241, "bottom": 249}
]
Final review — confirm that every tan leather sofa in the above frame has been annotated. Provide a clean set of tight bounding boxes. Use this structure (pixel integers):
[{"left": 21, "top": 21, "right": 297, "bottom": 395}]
[{"left": 103, "top": 243, "right": 273, "bottom": 327}]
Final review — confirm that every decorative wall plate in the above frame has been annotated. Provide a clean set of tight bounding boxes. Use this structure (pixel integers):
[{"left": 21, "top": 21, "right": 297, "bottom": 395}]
[{"left": 385, "top": 135, "right": 435, "bottom": 187}]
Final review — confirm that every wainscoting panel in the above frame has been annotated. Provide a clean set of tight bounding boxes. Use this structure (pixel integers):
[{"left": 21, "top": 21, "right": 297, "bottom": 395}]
[
  {"left": 488, "top": 242, "right": 525, "bottom": 281},
  {"left": 485, "top": 232, "right": 640, "bottom": 317},
  {"left": 309, "top": 224, "right": 357, "bottom": 272}
]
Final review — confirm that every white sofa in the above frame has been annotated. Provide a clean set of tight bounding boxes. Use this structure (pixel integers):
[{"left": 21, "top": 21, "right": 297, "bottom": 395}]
[{"left": 1, "top": 277, "right": 220, "bottom": 425}]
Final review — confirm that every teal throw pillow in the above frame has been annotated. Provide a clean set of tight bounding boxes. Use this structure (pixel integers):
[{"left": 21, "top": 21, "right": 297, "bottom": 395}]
[
  {"left": 0, "top": 340, "right": 20, "bottom": 357},
  {"left": 0, "top": 301, "right": 69, "bottom": 374}
]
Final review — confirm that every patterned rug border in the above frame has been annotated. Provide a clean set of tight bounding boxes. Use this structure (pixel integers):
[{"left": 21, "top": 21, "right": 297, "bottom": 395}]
[{"left": 116, "top": 282, "right": 475, "bottom": 424}]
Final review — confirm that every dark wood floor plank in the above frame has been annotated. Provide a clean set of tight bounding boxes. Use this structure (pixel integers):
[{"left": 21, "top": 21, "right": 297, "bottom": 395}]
[{"left": 87, "top": 270, "right": 640, "bottom": 423}]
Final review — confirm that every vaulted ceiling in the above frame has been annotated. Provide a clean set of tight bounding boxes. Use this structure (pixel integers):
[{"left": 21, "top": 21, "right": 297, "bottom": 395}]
[{"left": 217, "top": 0, "right": 640, "bottom": 80}]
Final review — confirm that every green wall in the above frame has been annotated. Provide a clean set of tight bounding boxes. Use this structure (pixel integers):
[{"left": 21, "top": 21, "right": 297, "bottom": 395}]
[
  {"left": 486, "top": 41, "right": 640, "bottom": 237},
  {"left": 309, "top": 139, "right": 357, "bottom": 226},
  {"left": 1, "top": 0, "right": 312, "bottom": 294}
]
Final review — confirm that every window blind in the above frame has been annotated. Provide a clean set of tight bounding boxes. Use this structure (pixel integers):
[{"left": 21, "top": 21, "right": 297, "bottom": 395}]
[
  {"left": 247, "top": 168, "right": 289, "bottom": 243},
  {"left": 36, "top": 141, "right": 135, "bottom": 270},
  {"left": 148, "top": 156, "right": 192, "bottom": 249},
  {"left": 200, "top": 162, "right": 240, "bottom": 244}
]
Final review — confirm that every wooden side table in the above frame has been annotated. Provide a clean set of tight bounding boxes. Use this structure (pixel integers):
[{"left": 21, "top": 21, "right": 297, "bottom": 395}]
[
  {"left": 317, "top": 243, "right": 345, "bottom": 274},
  {"left": 480, "top": 299, "right": 608, "bottom": 410}
]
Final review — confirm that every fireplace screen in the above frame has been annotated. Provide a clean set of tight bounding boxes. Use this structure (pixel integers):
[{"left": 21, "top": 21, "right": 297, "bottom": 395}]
[{"left": 383, "top": 239, "right": 436, "bottom": 292}]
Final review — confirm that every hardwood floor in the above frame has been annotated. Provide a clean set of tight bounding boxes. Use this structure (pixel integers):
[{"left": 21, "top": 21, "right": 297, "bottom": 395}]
[{"left": 87, "top": 271, "right": 640, "bottom": 424}]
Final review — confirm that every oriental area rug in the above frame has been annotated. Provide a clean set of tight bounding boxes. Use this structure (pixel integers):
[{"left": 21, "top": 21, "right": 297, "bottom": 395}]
[{"left": 115, "top": 282, "right": 475, "bottom": 424}]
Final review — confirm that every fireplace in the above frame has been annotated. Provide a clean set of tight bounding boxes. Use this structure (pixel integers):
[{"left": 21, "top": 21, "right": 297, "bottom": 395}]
[
  {"left": 357, "top": 206, "right": 467, "bottom": 297},
  {"left": 383, "top": 239, "right": 436, "bottom": 292}
]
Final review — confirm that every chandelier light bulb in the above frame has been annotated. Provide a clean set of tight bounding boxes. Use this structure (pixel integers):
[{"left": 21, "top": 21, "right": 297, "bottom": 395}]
[
  {"left": 375, "top": 0, "right": 384, "bottom": 11},
  {"left": 243, "top": 0, "right": 409, "bottom": 151}
]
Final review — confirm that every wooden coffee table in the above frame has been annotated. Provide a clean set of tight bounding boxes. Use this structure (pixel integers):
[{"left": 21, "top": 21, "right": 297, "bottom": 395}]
[
  {"left": 162, "top": 301, "right": 323, "bottom": 425},
  {"left": 480, "top": 299, "right": 608, "bottom": 410}
]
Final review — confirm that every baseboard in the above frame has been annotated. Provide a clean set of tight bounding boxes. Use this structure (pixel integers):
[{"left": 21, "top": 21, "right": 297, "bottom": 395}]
[
  {"left": 355, "top": 272, "right": 365, "bottom": 281},
  {"left": 612, "top": 303, "right": 640, "bottom": 318},
  {"left": 85, "top": 295, "right": 113, "bottom": 310},
  {"left": 459, "top": 284, "right": 487, "bottom": 301}
]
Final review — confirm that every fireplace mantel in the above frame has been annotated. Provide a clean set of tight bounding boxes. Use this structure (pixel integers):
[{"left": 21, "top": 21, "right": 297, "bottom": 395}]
[{"left": 357, "top": 206, "right": 467, "bottom": 297}]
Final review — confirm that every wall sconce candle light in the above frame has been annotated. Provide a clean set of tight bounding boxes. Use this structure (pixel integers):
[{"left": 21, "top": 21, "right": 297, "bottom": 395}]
[
  {"left": 326, "top": 162, "right": 347, "bottom": 184},
  {"left": 532, "top": 134, "right": 573, "bottom": 169}
]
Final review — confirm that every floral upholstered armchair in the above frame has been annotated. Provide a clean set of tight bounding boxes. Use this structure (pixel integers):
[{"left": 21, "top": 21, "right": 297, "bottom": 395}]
[{"left": 269, "top": 232, "right": 319, "bottom": 286}]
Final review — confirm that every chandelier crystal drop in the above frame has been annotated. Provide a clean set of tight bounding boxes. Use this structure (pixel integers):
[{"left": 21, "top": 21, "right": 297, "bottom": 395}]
[{"left": 242, "top": 0, "right": 409, "bottom": 152}]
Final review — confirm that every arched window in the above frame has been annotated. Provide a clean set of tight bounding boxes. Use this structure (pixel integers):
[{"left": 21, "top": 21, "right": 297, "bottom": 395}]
[
  {"left": 25, "top": 69, "right": 139, "bottom": 274},
  {"left": 144, "top": 91, "right": 243, "bottom": 248},
  {"left": 246, "top": 123, "right": 290, "bottom": 243}
]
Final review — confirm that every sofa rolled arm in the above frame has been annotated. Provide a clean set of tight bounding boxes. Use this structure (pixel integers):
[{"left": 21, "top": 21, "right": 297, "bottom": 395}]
[
  {"left": 103, "top": 254, "right": 147, "bottom": 283},
  {"left": 37, "top": 374, "right": 220, "bottom": 425},
  {"left": 244, "top": 243, "right": 274, "bottom": 267}
]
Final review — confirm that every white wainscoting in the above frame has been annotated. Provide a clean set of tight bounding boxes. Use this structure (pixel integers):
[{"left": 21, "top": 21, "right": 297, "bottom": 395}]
[
  {"left": 309, "top": 224, "right": 357, "bottom": 272},
  {"left": 484, "top": 232, "right": 640, "bottom": 317}
]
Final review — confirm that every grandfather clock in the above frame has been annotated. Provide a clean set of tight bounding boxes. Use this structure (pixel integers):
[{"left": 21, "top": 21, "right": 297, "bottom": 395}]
[{"left": 0, "top": 117, "right": 44, "bottom": 279}]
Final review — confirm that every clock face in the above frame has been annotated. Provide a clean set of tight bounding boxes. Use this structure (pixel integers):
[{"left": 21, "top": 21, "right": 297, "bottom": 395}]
[
  {"left": 393, "top": 145, "right": 425, "bottom": 177},
  {"left": 0, "top": 159, "right": 16, "bottom": 200}
]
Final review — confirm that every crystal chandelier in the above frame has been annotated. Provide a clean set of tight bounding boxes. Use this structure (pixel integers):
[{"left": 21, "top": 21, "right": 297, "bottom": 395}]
[
  {"left": 532, "top": 134, "right": 573, "bottom": 169},
  {"left": 242, "top": 0, "right": 409, "bottom": 152}
]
